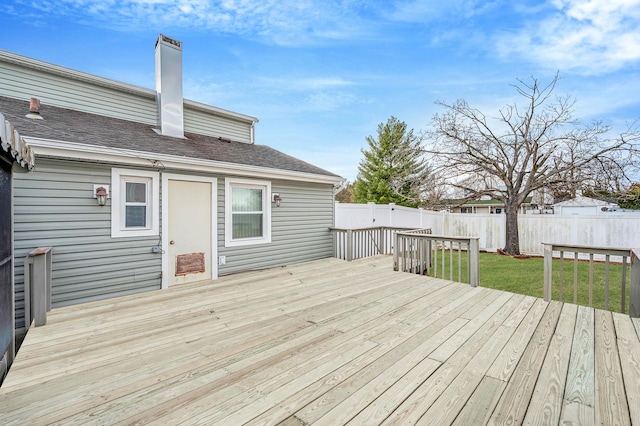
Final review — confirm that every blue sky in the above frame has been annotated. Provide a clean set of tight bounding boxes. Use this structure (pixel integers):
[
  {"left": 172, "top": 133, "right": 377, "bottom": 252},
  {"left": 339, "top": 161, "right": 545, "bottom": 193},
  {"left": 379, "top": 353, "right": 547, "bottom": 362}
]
[{"left": 1, "top": 0, "right": 639, "bottom": 181}]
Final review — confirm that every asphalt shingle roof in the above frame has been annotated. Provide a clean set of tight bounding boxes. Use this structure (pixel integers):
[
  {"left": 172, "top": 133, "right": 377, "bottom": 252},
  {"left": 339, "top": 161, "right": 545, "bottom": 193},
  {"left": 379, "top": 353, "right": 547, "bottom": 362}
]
[{"left": 0, "top": 96, "right": 340, "bottom": 178}]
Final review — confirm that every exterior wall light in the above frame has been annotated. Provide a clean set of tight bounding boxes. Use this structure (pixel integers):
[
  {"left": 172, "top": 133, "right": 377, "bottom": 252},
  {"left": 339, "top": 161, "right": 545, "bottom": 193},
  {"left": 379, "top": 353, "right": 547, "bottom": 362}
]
[
  {"left": 272, "top": 193, "right": 282, "bottom": 207},
  {"left": 93, "top": 185, "right": 110, "bottom": 207}
]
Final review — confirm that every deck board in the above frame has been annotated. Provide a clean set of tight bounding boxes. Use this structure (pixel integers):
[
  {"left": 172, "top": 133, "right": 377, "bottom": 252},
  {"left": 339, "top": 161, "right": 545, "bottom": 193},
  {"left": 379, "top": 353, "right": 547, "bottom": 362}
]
[
  {"left": 594, "top": 310, "right": 630, "bottom": 425},
  {"left": 487, "top": 300, "right": 563, "bottom": 425},
  {"left": 612, "top": 312, "right": 640, "bottom": 425},
  {"left": 561, "top": 304, "right": 595, "bottom": 426},
  {"left": 1, "top": 255, "right": 639, "bottom": 425},
  {"left": 522, "top": 303, "right": 577, "bottom": 425}
]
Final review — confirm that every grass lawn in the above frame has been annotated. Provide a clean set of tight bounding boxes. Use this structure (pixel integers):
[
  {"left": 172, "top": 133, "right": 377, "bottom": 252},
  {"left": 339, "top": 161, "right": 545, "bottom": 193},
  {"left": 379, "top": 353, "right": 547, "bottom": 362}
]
[{"left": 428, "top": 251, "right": 630, "bottom": 314}]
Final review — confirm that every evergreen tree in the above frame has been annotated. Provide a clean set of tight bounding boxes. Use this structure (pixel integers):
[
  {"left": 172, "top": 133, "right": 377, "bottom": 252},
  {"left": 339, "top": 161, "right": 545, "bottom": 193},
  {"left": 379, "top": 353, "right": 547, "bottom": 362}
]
[{"left": 352, "top": 117, "right": 432, "bottom": 208}]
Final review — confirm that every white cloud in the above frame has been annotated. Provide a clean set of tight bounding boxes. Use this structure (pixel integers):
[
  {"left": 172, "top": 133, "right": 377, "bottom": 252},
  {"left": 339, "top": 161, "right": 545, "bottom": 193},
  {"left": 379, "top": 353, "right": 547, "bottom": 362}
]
[
  {"left": 497, "top": 0, "right": 640, "bottom": 75},
  {"left": 390, "top": 0, "right": 500, "bottom": 22},
  {"left": 306, "top": 91, "right": 360, "bottom": 111},
  {"left": 256, "top": 76, "right": 356, "bottom": 92},
  {"left": 182, "top": 73, "right": 365, "bottom": 115},
  {"left": 6, "top": 0, "right": 377, "bottom": 46}
]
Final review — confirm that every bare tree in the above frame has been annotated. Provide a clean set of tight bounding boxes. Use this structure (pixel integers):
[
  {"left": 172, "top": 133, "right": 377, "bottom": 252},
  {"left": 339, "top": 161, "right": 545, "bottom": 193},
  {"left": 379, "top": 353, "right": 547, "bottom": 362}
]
[
  {"left": 426, "top": 73, "right": 639, "bottom": 255},
  {"left": 334, "top": 180, "right": 354, "bottom": 203},
  {"left": 420, "top": 171, "right": 448, "bottom": 209},
  {"left": 547, "top": 135, "right": 636, "bottom": 200}
]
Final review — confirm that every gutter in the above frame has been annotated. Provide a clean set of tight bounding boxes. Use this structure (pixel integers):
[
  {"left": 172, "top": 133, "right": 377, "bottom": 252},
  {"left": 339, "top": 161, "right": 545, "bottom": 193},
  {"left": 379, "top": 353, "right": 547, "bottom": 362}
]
[{"left": 24, "top": 136, "right": 343, "bottom": 185}]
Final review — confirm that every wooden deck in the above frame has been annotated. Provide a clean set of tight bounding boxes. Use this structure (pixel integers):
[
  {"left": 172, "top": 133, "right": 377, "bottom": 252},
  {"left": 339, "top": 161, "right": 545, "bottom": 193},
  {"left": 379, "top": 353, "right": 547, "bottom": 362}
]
[{"left": 2, "top": 256, "right": 640, "bottom": 425}]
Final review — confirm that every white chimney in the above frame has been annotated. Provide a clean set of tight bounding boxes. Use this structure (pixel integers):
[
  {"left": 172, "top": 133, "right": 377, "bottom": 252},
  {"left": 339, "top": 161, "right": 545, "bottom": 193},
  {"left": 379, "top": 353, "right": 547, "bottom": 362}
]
[{"left": 154, "top": 34, "right": 184, "bottom": 138}]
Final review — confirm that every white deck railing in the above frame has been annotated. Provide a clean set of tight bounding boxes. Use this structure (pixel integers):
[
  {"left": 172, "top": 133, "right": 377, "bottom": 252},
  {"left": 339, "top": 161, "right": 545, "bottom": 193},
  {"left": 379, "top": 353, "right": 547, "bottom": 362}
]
[
  {"left": 330, "top": 227, "right": 430, "bottom": 261},
  {"left": 393, "top": 232, "right": 480, "bottom": 287},
  {"left": 543, "top": 243, "right": 640, "bottom": 317}
]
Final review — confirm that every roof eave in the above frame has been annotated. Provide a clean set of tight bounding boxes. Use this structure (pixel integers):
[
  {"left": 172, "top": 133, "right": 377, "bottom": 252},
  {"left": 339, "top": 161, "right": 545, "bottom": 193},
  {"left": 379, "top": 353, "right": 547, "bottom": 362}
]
[{"left": 24, "top": 136, "right": 343, "bottom": 185}]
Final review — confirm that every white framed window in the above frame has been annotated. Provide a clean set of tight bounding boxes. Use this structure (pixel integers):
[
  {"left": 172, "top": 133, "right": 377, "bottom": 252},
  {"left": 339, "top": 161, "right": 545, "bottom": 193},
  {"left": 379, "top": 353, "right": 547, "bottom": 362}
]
[
  {"left": 111, "top": 168, "right": 159, "bottom": 238},
  {"left": 225, "top": 178, "right": 271, "bottom": 247}
]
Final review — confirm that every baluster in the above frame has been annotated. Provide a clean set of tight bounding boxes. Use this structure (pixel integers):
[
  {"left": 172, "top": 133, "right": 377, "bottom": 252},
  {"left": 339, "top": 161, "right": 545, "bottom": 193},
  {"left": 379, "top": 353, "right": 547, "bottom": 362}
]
[
  {"left": 589, "top": 253, "right": 594, "bottom": 307},
  {"left": 573, "top": 253, "right": 578, "bottom": 304},
  {"left": 621, "top": 256, "right": 627, "bottom": 314},
  {"left": 604, "top": 254, "right": 610, "bottom": 311}
]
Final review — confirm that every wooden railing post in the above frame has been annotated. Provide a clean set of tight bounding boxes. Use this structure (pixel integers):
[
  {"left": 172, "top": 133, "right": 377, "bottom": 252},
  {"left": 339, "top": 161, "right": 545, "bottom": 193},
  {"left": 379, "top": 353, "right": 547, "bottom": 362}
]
[
  {"left": 346, "top": 229, "right": 353, "bottom": 262},
  {"left": 631, "top": 249, "right": 640, "bottom": 318},
  {"left": 331, "top": 229, "right": 337, "bottom": 258},
  {"left": 469, "top": 238, "right": 479, "bottom": 287},
  {"left": 24, "top": 247, "right": 52, "bottom": 327},
  {"left": 543, "top": 244, "right": 553, "bottom": 302}
]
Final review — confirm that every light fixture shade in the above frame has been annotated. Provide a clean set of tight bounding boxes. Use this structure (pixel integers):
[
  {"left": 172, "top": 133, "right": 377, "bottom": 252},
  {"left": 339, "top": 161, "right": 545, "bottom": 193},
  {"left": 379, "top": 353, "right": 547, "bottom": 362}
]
[{"left": 95, "top": 186, "right": 108, "bottom": 207}]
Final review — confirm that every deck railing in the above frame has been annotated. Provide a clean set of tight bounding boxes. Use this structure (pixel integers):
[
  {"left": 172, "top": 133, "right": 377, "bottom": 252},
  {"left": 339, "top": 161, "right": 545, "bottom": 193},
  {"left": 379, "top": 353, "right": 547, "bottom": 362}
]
[
  {"left": 393, "top": 232, "right": 479, "bottom": 287},
  {"left": 543, "top": 243, "right": 640, "bottom": 317},
  {"left": 330, "top": 227, "right": 430, "bottom": 261}
]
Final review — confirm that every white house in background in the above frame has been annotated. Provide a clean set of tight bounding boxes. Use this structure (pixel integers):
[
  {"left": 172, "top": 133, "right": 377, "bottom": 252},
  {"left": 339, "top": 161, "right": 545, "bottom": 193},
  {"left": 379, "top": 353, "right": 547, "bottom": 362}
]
[{"left": 553, "top": 194, "right": 619, "bottom": 215}]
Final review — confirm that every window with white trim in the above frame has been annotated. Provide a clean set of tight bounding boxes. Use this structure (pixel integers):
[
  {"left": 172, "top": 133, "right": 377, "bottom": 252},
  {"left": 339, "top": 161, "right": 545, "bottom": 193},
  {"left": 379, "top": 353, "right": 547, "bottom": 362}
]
[
  {"left": 111, "top": 168, "right": 159, "bottom": 238},
  {"left": 225, "top": 178, "right": 271, "bottom": 247}
]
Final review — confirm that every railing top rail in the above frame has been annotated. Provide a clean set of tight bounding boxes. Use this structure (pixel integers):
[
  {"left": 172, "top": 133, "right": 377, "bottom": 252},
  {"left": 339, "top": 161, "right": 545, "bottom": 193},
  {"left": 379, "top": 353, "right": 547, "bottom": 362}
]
[
  {"left": 329, "top": 226, "right": 427, "bottom": 232},
  {"left": 542, "top": 242, "right": 631, "bottom": 257},
  {"left": 398, "top": 228, "right": 432, "bottom": 234},
  {"left": 396, "top": 233, "right": 479, "bottom": 243}
]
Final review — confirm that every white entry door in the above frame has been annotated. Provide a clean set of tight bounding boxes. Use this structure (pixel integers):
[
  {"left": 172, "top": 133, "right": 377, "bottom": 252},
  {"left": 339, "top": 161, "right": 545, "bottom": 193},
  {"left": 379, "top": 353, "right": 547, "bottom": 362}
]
[{"left": 164, "top": 176, "right": 216, "bottom": 287}]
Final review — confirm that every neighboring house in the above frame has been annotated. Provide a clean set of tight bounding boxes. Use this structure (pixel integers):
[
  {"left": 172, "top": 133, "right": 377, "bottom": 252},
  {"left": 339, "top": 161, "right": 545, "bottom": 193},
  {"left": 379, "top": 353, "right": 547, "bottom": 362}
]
[
  {"left": 553, "top": 194, "right": 619, "bottom": 215},
  {"left": 447, "top": 198, "right": 532, "bottom": 214},
  {"left": 0, "top": 35, "right": 343, "bottom": 335}
]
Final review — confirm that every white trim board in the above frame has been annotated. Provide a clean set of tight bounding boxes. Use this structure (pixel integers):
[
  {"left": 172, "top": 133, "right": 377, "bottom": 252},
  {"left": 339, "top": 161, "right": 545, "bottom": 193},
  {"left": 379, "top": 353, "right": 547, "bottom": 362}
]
[
  {"left": 224, "top": 177, "right": 272, "bottom": 248},
  {"left": 24, "top": 137, "right": 343, "bottom": 185},
  {"left": 111, "top": 168, "right": 160, "bottom": 238}
]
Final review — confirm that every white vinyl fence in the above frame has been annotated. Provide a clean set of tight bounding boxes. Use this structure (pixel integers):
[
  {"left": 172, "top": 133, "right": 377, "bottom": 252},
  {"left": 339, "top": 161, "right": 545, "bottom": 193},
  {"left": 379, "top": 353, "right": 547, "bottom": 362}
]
[{"left": 335, "top": 202, "right": 640, "bottom": 256}]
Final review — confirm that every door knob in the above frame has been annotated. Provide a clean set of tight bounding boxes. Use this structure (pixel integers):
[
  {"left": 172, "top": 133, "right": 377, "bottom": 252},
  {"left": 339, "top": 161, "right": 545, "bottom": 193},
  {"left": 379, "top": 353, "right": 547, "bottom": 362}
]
[{"left": 170, "top": 240, "right": 175, "bottom": 245}]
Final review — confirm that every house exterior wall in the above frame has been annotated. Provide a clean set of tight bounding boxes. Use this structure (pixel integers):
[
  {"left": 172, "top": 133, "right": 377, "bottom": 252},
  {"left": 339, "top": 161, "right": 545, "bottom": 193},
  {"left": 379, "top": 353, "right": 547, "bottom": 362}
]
[
  {"left": 449, "top": 204, "right": 527, "bottom": 214},
  {"left": 556, "top": 206, "right": 600, "bottom": 215},
  {"left": 184, "top": 107, "right": 252, "bottom": 143},
  {"left": 0, "top": 51, "right": 254, "bottom": 144},
  {"left": 450, "top": 205, "right": 496, "bottom": 214},
  {"left": 217, "top": 178, "right": 335, "bottom": 274},
  {"left": 12, "top": 159, "right": 162, "bottom": 330},
  {"left": 0, "top": 57, "right": 157, "bottom": 126},
  {"left": 13, "top": 159, "right": 335, "bottom": 329}
]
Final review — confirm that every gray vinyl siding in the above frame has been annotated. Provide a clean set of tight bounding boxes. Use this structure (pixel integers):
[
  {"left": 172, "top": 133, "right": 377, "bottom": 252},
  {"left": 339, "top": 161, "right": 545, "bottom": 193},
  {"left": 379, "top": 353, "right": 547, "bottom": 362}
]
[
  {"left": 11, "top": 159, "right": 334, "bottom": 329},
  {"left": 13, "top": 159, "right": 161, "bottom": 329},
  {"left": 184, "top": 108, "right": 252, "bottom": 144},
  {"left": 217, "top": 179, "right": 335, "bottom": 275},
  {"left": 0, "top": 55, "right": 254, "bottom": 144},
  {"left": 0, "top": 60, "right": 157, "bottom": 125}
]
